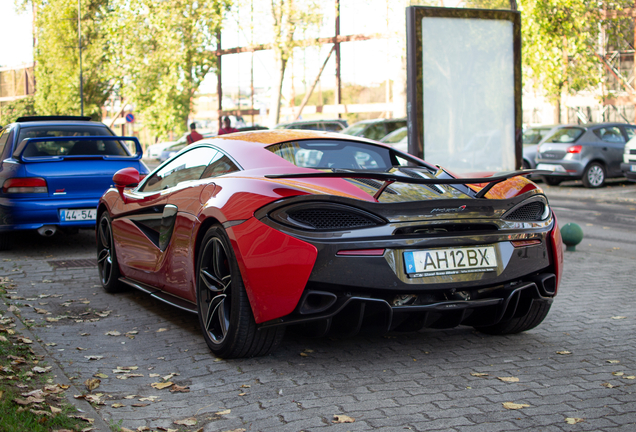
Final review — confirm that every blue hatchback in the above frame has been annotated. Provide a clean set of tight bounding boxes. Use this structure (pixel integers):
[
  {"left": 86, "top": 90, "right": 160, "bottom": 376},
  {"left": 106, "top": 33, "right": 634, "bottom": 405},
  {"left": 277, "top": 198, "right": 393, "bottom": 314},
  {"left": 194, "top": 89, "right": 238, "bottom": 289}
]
[{"left": 0, "top": 116, "right": 149, "bottom": 249}]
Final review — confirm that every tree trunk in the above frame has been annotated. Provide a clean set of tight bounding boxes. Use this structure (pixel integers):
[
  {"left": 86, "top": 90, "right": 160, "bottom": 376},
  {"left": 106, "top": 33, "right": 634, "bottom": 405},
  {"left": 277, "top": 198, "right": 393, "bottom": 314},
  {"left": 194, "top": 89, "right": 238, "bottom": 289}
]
[{"left": 270, "top": 56, "right": 287, "bottom": 126}]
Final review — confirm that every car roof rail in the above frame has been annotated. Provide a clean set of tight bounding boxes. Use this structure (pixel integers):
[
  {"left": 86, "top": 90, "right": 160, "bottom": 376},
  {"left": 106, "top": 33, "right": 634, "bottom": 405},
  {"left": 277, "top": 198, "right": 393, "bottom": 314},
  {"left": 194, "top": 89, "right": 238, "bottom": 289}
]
[{"left": 16, "top": 115, "right": 93, "bottom": 123}]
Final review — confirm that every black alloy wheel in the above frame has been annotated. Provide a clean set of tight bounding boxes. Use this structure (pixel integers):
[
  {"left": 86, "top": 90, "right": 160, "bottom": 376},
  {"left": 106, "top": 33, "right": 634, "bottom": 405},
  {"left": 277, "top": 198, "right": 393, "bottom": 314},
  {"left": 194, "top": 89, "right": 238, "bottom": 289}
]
[
  {"left": 196, "top": 225, "right": 284, "bottom": 358},
  {"left": 96, "top": 212, "right": 124, "bottom": 293}
]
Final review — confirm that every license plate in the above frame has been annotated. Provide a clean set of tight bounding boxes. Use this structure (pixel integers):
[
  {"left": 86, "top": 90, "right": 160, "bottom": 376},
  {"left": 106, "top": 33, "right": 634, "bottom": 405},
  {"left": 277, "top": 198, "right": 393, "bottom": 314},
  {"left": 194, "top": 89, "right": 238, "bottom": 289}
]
[
  {"left": 404, "top": 246, "right": 497, "bottom": 277},
  {"left": 536, "top": 163, "right": 566, "bottom": 173},
  {"left": 60, "top": 208, "right": 96, "bottom": 222}
]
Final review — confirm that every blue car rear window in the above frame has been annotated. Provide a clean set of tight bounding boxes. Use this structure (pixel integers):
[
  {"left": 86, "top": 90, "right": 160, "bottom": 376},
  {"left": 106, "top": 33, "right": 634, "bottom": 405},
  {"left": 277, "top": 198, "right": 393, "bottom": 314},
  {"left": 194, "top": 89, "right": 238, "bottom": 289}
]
[{"left": 18, "top": 125, "right": 128, "bottom": 157}]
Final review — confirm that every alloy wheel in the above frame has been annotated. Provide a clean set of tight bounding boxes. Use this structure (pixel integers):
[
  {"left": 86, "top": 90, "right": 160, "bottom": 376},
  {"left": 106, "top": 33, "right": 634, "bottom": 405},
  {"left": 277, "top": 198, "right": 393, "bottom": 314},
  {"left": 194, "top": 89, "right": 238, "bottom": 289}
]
[
  {"left": 586, "top": 164, "right": 605, "bottom": 187},
  {"left": 97, "top": 217, "right": 113, "bottom": 285},
  {"left": 198, "top": 237, "right": 232, "bottom": 344}
]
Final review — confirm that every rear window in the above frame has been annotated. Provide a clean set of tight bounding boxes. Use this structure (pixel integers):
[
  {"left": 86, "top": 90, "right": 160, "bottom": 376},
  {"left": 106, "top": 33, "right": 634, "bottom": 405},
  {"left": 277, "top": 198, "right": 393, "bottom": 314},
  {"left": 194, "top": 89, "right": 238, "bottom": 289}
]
[
  {"left": 17, "top": 125, "right": 130, "bottom": 157},
  {"left": 267, "top": 139, "right": 422, "bottom": 170},
  {"left": 545, "top": 127, "right": 585, "bottom": 144},
  {"left": 593, "top": 126, "right": 625, "bottom": 143}
]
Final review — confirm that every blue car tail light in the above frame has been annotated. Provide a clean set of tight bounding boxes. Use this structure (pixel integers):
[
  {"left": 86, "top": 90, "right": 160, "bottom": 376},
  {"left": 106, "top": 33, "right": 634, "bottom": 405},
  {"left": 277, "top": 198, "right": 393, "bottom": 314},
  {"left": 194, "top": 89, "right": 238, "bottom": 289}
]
[{"left": 2, "top": 177, "right": 48, "bottom": 194}]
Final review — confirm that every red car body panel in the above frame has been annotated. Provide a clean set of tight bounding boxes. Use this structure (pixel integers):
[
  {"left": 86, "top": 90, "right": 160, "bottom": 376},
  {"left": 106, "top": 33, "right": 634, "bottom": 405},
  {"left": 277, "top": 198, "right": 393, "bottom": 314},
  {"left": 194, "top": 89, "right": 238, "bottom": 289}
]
[{"left": 229, "top": 217, "right": 318, "bottom": 323}]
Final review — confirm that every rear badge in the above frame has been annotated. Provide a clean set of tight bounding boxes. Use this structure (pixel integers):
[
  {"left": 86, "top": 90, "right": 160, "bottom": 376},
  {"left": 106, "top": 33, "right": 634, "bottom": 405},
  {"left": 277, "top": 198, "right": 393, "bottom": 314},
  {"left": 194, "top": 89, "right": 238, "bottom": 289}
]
[{"left": 430, "top": 205, "right": 466, "bottom": 214}]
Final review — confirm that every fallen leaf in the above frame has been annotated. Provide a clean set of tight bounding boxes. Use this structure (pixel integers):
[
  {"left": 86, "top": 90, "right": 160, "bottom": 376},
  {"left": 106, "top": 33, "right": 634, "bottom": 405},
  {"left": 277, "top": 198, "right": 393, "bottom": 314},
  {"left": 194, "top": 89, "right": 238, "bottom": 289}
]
[
  {"left": 332, "top": 415, "right": 355, "bottom": 423},
  {"left": 94, "top": 373, "right": 108, "bottom": 379},
  {"left": 111, "top": 403, "right": 125, "bottom": 408},
  {"left": 124, "top": 395, "right": 137, "bottom": 399},
  {"left": 624, "top": 376, "right": 636, "bottom": 380},
  {"left": 300, "top": 352, "right": 309, "bottom": 357},
  {"left": 156, "top": 328, "right": 168, "bottom": 333},
  {"left": 138, "top": 396, "right": 160, "bottom": 402},
  {"left": 240, "top": 384, "right": 251, "bottom": 388},
  {"left": 14, "top": 396, "right": 46, "bottom": 405},
  {"left": 80, "top": 333, "right": 90, "bottom": 336},
  {"left": 606, "top": 360, "right": 620, "bottom": 364},
  {"left": 105, "top": 331, "right": 121, "bottom": 336},
  {"left": 612, "top": 372, "right": 624, "bottom": 376},
  {"left": 151, "top": 382, "right": 173, "bottom": 390},
  {"left": 70, "top": 414, "right": 95, "bottom": 423},
  {"left": 162, "top": 373, "right": 178, "bottom": 381},
  {"left": 16, "top": 337, "right": 32, "bottom": 344},
  {"left": 84, "top": 378, "right": 101, "bottom": 391},
  {"left": 170, "top": 385, "right": 190, "bottom": 393},
  {"left": 173, "top": 417, "right": 196, "bottom": 426},
  {"left": 30, "top": 409, "right": 52, "bottom": 416},
  {"left": 215, "top": 409, "right": 231, "bottom": 415},
  {"left": 611, "top": 316, "right": 626, "bottom": 320},
  {"left": 556, "top": 351, "right": 572, "bottom": 355},
  {"left": 32, "top": 366, "right": 52, "bottom": 373},
  {"left": 502, "top": 402, "right": 530, "bottom": 410},
  {"left": 83, "top": 394, "right": 104, "bottom": 405},
  {"left": 76, "top": 347, "right": 87, "bottom": 351},
  {"left": 149, "top": 374, "right": 160, "bottom": 378},
  {"left": 45, "top": 318, "right": 60, "bottom": 323},
  {"left": 50, "top": 405, "right": 62, "bottom": 414},
  {"left": 132, "top": 403, "right": 149, "bottom": 407},
  {"left": 497, "top": 377, "right": 519, "bottom": 383},
  {"left": 565, "top": 418, "right": 584, "bottom": 425},
  {"left": 34, "top": 308, "right": 48, "bottom": 314},
  {"left": 84, "top": 355, "right": 103, "bottom": 361},
  {"left": 470, "top": 372, "right": 488, "bottom": 377},
  {"left": 601, "top": 382, "right": 616, "bottom": 388}
]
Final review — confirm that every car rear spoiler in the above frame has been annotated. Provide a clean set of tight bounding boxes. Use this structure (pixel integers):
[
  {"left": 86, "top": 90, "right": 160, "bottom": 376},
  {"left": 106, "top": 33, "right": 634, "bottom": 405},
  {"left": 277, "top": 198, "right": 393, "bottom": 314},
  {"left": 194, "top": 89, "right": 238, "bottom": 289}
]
[
  {"left": 265, "top": 169, "right": 550, "bottom": 199},
  {"left": 13, "top": 136, "right": 144, "bottom": 162}
]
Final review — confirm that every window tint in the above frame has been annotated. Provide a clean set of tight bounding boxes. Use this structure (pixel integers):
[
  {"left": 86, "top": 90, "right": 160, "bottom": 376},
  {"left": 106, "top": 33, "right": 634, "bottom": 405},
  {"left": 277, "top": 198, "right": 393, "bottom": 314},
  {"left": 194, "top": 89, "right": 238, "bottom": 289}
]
[
  {"left": 546, "top": 127, "right": 585, "bottom": 143},
  {"left": 364, "top": 123, "right": 387, "bottom": 141},
  {"left": 0, "top": 128, "right": 9, "bottom": 156},
  {"left": 141, "top": 147, "right": 219, "bottom": 192},
  {"left": 593, "top": 127, "right": 625, "bottom": 143},
  {"left": 200, "top": 153, "right": 239, "bottom": 179},
  {"left": 18, "top": 125, "right": 126, "bottom": 157},
  {"left": 623, "top": 126, "right": 636, "bottom": 140},
  {"left": 385, "top": 120, "right": 407, "bottom": 135},
  {"left": 268, "top": 140, "right": 414, "bottom": 170},
  {"left": 323, "top": 122, "right": 344, "bottom": 132}
]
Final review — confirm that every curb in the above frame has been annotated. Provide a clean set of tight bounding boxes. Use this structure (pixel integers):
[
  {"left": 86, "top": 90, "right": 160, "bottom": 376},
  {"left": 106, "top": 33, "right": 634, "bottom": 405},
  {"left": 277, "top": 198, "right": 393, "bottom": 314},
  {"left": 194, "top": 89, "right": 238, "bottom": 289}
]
[{"left": 3, "top": 306, "right": 112, "bottom": 432}]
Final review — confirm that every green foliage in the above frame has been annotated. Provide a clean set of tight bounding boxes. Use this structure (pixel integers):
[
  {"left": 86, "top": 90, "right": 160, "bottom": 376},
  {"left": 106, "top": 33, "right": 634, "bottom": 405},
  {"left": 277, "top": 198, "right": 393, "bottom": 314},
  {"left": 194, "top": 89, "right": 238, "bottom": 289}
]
[
  {"left": 107, "top": 0, "right": 230, "bottom": 136},
  {"left": 0, "top": 96, "right": 36, "bottom": 124},
  {"left": 33, "top": 0, "right": 113, "bottom": 120}
]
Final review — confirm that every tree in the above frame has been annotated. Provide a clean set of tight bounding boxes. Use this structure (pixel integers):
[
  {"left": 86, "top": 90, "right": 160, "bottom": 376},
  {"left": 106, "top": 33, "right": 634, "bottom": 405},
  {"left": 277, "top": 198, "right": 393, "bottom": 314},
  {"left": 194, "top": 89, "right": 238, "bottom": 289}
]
[
  {"left": 30, "top": 0, "right": 113, "bottom": 119},
  {"left": 0, "top": 96, "right": 36, "bottom": 124},
  {"left": 107, "top": 0, "right": 230, "bottom": 137},
  {"left": 268, "top": 0, "right": 322, "bottom": 125},
  {"left": 519, "top": 0, "right": 624, "bottom": 122}
]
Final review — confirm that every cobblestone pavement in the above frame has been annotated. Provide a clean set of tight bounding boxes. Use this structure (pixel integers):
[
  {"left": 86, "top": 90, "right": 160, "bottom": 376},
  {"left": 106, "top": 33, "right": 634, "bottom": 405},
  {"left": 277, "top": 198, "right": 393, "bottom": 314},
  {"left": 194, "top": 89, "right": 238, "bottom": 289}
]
[{"left": 1, "top": 190, "right": 636, "bottom": 431}]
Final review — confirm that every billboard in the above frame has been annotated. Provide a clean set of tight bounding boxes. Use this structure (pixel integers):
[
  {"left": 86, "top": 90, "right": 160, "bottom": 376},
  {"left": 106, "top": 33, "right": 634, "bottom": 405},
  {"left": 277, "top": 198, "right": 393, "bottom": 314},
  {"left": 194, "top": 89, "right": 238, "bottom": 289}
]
[{"left": 406, "top": 7, "right": 521, "bottom": 173}]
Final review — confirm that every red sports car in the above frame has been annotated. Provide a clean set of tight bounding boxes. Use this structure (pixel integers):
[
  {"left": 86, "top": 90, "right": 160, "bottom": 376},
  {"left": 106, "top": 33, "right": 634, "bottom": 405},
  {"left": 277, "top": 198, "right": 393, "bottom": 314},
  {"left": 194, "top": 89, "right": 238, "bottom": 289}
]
[{"left": 97, "top": 130, "right": 563, "bottom": 358}]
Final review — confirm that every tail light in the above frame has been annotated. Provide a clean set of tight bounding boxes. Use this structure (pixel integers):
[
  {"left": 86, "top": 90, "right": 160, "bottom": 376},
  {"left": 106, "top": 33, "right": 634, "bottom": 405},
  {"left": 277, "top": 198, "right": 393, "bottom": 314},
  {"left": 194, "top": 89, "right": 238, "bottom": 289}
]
[
  {"left": 2, "top": 177, "right": 48, "bottom": 194},
  {"left": 567, "top": 144, "right": 582, "bottom": 154}
]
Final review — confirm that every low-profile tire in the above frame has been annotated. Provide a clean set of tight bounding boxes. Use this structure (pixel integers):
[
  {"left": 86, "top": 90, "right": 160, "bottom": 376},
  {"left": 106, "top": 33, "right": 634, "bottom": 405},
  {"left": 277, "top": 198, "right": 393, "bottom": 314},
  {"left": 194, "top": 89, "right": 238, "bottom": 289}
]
[
  {"left": 196, "top": 225, "right": 285, "bottom": 358},
  {"left": 96, "top": 212, "right": 126, "bottom": 293},
  {"left": 542, "top": 176, "right": 562, "bottom": 186},
  {"left": 0, "top": 232, "right": 13, "bottom": 251},
  {"left": 474, "top": 301, "right": 551, "bottom": 335},
  {"left": 582, "top": 162, "right": 606, "bottom": 188}
]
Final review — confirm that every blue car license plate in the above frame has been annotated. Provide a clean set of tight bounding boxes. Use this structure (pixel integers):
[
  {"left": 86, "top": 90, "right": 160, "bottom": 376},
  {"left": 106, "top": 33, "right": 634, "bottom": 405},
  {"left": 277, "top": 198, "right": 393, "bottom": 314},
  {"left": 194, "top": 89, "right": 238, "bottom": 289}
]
[{"left": 60, "top": 209, "right": 97, "bottom": 222}]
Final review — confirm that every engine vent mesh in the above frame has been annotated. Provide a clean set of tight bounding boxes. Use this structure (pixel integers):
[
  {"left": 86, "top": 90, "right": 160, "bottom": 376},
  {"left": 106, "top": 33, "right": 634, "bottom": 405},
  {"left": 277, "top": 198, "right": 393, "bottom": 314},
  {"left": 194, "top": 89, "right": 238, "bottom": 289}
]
[
  {"left": 505, "top": 202, "right": 545, "bottom": 221},
  {"left": 288, "top": 209, "right": 377, "bottom": 230},
  {"left": 353, "top": 178, "right": 397, "bottom": 194}
]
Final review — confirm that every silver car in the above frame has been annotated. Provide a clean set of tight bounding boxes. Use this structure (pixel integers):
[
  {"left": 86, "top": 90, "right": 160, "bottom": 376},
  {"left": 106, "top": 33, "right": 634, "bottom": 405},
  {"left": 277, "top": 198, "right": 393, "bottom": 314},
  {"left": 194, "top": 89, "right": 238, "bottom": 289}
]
[{"left": 535, "top": 123, "right": 636, "bottom": 188}]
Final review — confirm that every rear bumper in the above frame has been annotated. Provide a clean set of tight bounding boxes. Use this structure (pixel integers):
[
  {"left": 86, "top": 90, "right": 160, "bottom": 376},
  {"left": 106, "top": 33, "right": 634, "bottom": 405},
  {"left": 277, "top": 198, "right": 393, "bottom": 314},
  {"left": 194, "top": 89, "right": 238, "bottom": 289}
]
[
  {"left": 535, "top": 161, "right": 584, "bottom": 178},
  {"left": 260, "top": 277, "right": 555, "bottom": 334},
  {"left": 621, "top": 162, "right": 636, "bottom": 181},
  {"left": 0, "top": 196, "right": 98, "bottom": 232}
]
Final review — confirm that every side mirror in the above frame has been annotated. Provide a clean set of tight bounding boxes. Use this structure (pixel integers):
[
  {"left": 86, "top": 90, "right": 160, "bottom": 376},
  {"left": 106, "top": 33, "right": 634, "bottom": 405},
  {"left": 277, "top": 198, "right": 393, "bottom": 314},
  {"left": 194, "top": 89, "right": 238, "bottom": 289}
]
[{"left": 113, "top": 167, "right": 140, "bottom": 199}]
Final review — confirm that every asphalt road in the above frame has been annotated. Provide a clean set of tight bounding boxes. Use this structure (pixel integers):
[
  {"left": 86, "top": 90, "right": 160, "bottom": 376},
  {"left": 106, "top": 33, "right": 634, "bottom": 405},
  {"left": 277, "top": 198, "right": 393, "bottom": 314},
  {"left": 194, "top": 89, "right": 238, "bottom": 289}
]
[{"left": 1, "top": 180, "right": 635, "bottom": 431}]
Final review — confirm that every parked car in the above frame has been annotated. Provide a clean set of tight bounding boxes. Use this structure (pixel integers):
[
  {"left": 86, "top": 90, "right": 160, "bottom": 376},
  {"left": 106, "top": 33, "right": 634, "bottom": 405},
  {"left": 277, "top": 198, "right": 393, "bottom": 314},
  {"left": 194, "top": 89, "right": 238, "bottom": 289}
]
[
  {"left": 522, "top": 125, "right": 559, "bottom": 170},
  {"left": 274, "top": 119, "right": 348, "bottom": 132},
  {"left": 380, "top": 126, "right": 408, "bottom": 153},
  {"left": 342, "top": 118, "right": 407, "bottom": 141},
  {"left": 0, "top": 116, "right": 149, "bottom": 250},
  {"left": 145, "top": 135, "right": 185, "bottom": 159},
  {"left": 621, "top": 135, "right": 636, "bottom": 181},
  {"left": 97, "top": 130, "right": 563, "bottom": 358},
  {"left": 535, "top": 123, "right": 636, "bottom": 187},
  {"left": 158, "top": 131, "right": 219, "bottom": 162}
]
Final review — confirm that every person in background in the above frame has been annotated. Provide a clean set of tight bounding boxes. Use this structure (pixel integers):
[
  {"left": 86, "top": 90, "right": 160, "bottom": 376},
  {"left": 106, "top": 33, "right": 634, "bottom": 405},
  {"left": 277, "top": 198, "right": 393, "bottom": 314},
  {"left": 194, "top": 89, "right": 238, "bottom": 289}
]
[
  {"left": 186, "top": 122, "right": 203, "bottom": 144},
  {"left": 218, "top": 116, "right": 239, "bottom": 135}
]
